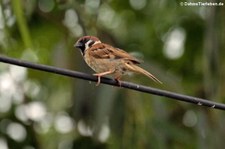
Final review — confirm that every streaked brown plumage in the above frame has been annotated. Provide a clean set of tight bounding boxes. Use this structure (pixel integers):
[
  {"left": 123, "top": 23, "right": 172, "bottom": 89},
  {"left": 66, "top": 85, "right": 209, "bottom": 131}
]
[{"left": 75, "top": 36, "right": 162, "bottom": 86}]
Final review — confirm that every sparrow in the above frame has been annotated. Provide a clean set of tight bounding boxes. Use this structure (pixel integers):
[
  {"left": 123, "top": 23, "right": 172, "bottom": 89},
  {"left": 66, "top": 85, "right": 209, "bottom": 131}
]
[{"left": 75, "top": 36, "right": 162, "bottom": 86}]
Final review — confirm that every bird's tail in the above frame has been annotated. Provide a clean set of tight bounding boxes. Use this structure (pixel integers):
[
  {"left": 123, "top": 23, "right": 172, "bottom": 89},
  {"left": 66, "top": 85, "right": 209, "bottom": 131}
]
[{"left": 125, "top": 63, "right": 162, "bottom": 84}]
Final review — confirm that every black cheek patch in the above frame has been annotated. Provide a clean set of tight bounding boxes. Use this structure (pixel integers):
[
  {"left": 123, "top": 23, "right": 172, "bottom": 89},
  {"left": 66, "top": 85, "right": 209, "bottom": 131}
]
[{"left": 88, "top": 41, "right": 95, "bottom": 47}]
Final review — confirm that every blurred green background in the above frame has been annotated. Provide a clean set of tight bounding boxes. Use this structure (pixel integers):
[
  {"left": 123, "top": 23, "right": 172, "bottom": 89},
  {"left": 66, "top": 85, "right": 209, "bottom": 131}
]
[{"left": 0, "top": 0, "right": 224, "bottom": 149}]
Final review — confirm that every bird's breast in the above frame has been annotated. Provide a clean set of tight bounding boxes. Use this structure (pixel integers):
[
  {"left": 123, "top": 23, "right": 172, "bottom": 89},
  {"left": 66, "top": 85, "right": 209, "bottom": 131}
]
[{"left": 84, "top": 52, "right": 114, "bottom": 73}]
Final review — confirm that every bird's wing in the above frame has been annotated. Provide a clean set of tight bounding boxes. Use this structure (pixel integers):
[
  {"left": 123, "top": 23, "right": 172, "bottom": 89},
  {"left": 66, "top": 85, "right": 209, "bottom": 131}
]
[{"left": 88, "top": 43, "right": 141, "bottom": 64}]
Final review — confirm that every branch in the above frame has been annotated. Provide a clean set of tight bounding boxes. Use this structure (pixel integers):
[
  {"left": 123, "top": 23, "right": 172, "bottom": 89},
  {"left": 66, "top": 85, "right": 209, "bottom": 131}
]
[{"left": 0, "top": 55, "right": 225, "bottom": 111}]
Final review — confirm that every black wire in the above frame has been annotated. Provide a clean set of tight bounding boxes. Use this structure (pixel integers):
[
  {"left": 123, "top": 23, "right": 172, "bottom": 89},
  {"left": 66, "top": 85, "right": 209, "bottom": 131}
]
[{"left": 0, "top": 55, "right": 225, "bottom": 111}]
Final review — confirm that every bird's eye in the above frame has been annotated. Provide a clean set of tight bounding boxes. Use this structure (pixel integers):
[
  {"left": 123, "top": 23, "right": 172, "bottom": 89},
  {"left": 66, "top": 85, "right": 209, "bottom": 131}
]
[{"left": 83, "top": 38, "right": 89, "bottom": 43}]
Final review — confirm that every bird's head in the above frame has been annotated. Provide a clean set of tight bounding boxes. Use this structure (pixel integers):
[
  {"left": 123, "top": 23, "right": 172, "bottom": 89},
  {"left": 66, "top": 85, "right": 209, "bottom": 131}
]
[{"left": 75, "top": 36, "right": 101, "bottom": 55}]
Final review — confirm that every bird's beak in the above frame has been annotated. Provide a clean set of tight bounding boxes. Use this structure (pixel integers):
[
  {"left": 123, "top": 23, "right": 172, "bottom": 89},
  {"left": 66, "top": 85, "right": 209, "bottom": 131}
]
[{"left": 74, "top": 42, "right": 82, "bottom": 48}]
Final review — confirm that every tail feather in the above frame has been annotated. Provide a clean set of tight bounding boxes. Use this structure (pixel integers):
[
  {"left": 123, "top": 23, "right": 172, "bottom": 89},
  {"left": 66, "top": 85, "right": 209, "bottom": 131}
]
[{"left": 125, "top": 64, "right": 162, "bottom": 84}]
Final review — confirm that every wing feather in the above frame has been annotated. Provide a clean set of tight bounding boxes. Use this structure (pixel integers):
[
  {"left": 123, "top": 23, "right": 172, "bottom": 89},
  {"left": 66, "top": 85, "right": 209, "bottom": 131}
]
[{"left": 89, "top": 43, "right": 141, "bottom": 64}]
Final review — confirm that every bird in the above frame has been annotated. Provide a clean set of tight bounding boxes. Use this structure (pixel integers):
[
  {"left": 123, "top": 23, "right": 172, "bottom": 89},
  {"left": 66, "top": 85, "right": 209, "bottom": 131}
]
[{"left": 75, "top": 36, "right": 162, "bottom": 86}]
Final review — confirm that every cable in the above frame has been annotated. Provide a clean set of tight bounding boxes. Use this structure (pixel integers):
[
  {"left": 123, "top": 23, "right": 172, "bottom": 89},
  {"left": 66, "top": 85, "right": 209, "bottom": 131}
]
[{"left": 0, "top": 55, "right": 225, "bottom": 111}]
